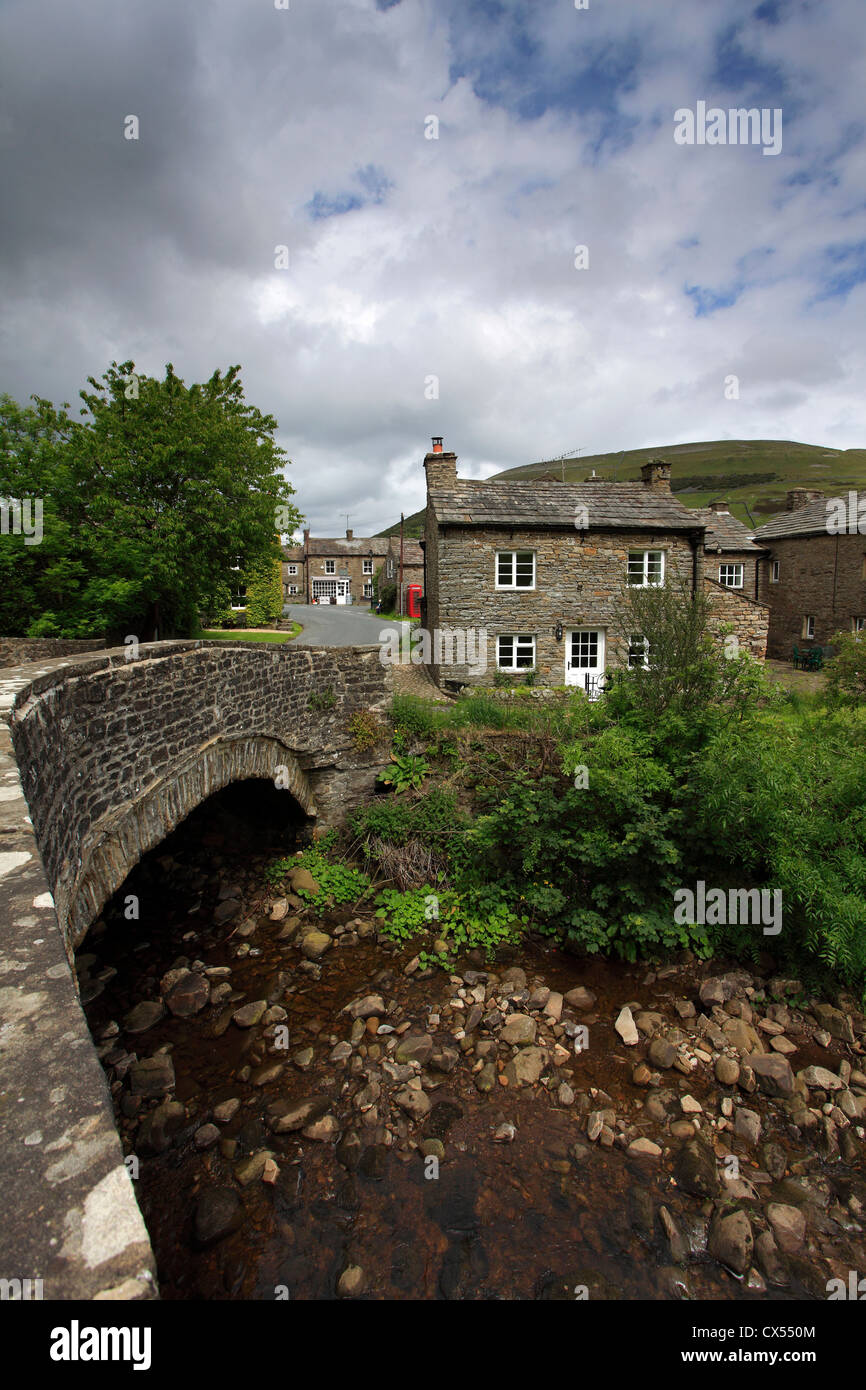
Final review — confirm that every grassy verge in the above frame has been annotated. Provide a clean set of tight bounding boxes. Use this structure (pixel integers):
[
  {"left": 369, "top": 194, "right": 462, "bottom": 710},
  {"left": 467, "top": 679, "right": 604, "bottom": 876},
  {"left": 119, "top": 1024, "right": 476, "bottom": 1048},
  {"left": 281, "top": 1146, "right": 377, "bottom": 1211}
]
[{"left": 201, "top": 629, "right": 291, "bottom": 644}]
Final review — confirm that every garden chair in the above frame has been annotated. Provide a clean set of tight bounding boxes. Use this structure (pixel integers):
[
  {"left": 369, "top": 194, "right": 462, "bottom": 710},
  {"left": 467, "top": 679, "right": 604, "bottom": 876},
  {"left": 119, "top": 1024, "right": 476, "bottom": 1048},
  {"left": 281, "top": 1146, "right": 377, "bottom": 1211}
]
[
  {"left": 791, "top": 645, "right": 802, "bottom": 669},
  {"left": 807, "top": 647, "right": 823, "bottom": 671}
]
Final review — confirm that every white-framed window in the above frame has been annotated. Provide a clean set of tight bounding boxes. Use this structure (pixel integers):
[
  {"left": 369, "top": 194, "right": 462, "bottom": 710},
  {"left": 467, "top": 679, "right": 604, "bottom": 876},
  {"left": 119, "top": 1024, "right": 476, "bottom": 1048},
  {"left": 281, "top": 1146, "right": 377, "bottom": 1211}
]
[
  {"left": 497, "top": 634, "right": 536, "bottom": 670},
  {"left": 719, "top": 563, "right": 744, "bottom": 589},
  {"left": 363, "top": 582, "right": 373, "bottom": 598},
  {"left": 771, "top": 560, "right": 780, "bottom": 582},
  {"left": 324, "top": 559, "right": 336, "bottom": 574},
  {"left": 288, "top": 585, "right": 298, "bottom": 596},
  {"left": 627, "top": 550, "right": 665, "bottom": 587},
  {"left": 803, "top": 616, "right": 815, "bottom": 639},
  {"left": 230, "top": 586, "right": 247, "bottom": 610},
  {"left": 853, "top": 617, "right": 865, "bottom": 632},
  {"left": 287, "top": 564, "right": 298, "bottom": 576},
  {"left": 496, "top": 550, "right": 535, "bottom": 590},
  {"left": 627, "top": 634, "right": 649, "bottom": 669},
  {"left": 363, "top": 558, "right": 373, "bottom": 574}
]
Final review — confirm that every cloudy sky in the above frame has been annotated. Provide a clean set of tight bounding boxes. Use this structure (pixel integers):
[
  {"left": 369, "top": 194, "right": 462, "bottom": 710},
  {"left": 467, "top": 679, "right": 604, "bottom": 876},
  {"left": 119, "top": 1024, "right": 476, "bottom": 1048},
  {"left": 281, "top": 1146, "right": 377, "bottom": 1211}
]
[{"left": 1, "top": 0, "right": 865, "bottom": 534}]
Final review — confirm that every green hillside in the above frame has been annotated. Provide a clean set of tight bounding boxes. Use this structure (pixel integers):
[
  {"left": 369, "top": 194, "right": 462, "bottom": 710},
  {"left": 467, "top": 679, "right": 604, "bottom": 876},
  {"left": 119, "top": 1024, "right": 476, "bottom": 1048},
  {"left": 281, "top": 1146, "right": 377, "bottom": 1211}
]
[{"left": 376, "top": 439, "right": 866, "bottom": 537}]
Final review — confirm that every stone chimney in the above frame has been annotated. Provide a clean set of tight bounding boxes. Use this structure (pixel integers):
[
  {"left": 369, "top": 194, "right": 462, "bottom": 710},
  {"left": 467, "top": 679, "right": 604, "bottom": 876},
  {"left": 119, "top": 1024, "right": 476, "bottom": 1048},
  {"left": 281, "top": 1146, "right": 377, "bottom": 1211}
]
[
  {"left": 786, "top": 488, "right": 824, "bottom": 511},
  {"left": 303, "top": 527, "right": 310, "bottom": 546},
  {"left": 346, "top": 528, "right": 353, "bottom": 541},
  {"left": 640, "top": 458, "right": 671, "bottom": 491},
  {"left": 424, "top": 436, "right": 458, "bottom": 489},
  {"left": 708, "top": 501, "right": 730, "bottom": 514}
]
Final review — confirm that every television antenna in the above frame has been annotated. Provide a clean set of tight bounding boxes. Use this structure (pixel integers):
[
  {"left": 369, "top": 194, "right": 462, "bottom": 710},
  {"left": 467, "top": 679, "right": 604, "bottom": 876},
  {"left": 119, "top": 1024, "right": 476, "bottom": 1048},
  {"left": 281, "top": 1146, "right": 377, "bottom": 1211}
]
[{"left": 533, "top": 445, "right": 583, "bottom": 483}]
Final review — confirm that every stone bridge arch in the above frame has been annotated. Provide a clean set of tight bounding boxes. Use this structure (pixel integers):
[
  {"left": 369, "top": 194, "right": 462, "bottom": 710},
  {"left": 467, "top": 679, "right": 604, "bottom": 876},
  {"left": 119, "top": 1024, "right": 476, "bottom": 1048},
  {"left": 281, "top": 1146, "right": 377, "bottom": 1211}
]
[
  {"left": 0, "top": 637, "right": 392, "bottom": 1299},
  {"left": 66, "top": 733, "right": 316, "bottom": 950}
]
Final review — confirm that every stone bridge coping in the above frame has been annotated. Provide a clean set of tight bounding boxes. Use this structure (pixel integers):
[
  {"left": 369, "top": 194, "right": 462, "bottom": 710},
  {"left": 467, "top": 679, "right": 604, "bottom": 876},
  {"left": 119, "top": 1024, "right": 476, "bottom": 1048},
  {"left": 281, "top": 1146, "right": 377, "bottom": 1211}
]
[{"left": 0, "top": 638, "right": 392, "bottom": 1301}]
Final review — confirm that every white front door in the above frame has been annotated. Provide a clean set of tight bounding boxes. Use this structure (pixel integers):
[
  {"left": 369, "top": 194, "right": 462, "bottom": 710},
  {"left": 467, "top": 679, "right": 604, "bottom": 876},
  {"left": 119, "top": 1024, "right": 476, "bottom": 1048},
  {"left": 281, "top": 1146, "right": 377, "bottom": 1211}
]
[{"left": 565, "top": 629, "right": 605, "bottom": 698}]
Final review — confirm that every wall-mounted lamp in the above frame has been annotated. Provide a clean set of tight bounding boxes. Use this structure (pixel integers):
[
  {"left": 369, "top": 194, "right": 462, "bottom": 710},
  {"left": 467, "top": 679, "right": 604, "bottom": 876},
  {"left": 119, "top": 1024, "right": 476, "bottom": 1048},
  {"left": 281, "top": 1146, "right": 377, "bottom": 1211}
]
[{"left": 555, "top": 621, "right": 563, "bottom": 642}]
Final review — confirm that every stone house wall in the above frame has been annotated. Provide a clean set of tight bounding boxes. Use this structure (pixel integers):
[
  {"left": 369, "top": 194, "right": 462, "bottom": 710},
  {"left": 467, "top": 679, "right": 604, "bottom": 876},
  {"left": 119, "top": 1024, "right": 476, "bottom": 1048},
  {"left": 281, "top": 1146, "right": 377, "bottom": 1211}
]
[
  {"left": 703, "top": 576, "right": 769, "bottom": 659},
  {"left": 756, "top": 533, "right": 866, "bottom": 658},
  {"left": 426, "top": 524, "right": 700, "bottom": 687}
]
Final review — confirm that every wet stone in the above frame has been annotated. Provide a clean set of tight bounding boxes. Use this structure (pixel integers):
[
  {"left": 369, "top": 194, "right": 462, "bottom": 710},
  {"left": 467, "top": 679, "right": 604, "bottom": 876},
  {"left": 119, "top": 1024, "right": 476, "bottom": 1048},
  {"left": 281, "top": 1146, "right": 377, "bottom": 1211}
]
[{"left": 123, "top": 1000, "right": 166, "bottom": 1034}]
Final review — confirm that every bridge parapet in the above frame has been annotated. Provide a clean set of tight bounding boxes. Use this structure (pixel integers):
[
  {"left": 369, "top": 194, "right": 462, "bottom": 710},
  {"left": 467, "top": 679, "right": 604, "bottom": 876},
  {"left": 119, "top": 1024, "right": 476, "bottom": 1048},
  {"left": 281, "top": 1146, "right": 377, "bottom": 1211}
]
[{"left": 0, "top": 638, "right": 392, "bottom": 1299}]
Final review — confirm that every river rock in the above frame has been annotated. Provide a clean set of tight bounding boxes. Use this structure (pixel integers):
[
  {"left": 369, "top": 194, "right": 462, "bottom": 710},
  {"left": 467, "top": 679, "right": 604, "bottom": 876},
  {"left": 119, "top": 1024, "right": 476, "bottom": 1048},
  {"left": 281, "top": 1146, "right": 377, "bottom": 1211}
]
[
  {"left": 754, "top": 1231, "right": 788, "bottom": 1287},
  {"left": 344, "top": 993, "right": 386, "bottom": 1019},
  {"left": 501, "top": 1014, "right": 537, "bottom": 1047},
  {"left": 394, "top": 1086, "right": 432, "bottom": 1120},
  {"left": 213, "top": 897, "right": 241, "bottom": 926},
  {"left": 233, "top": 999, "right": 267, "bottom": 1028},
  {"left": 799, "top": 1065, "right": 842, "bottom": 1091},
  {"left": 751, "top": 1053, "right": 795, "bottom": 1098},
  {"left": 615, "top": 1006, "right": 639, "bottom": 1046},
  {"left": 267, "top": 1095, "right": 331, "bottom": 1134},
  {"left": 302, "top": 1113, "right": 340, "bottom": 1141},
  {"left": 506, "top": 1047, "right": 546, "bottom": 1086},
  {"left": 673, "top": 1137, "right": 720, "bottom": 1197},
  {"left": 129, "top": 1054, "right": 175, "bottom": 1096},
  {"left": 194, "top": 1123, "right": 220, "bottom": 1150},
  {"left": 164, "top": 970, "right": 210, "bottom": 1017},
  {"left": 767, "top": 1203, "right": 806, "bottom": 1255},
  {"left": 336, "top": 1265, "right": 365, "bottom": 1297},
  {"left": 194, "top": 1187, "right": 243, "bottom": 1247},
  {"left": 628, "top": 1137, "right": 662, "bottom": 1157},
  {"left": 734, "top": 1108, "right": 761, "bottom": 1146},
  {"left": 395, "top": 1033, "right": 433, "bottom": 1065},
  {"left": 565, "top": 987, "right": 596, "bottom": 1010},
  {"left": 709, "top": 1209, "right": 753, "bottom": 1276},
  {"left": 213, "top": 1097, "right": 241, "bottom": 1123},
  {"left": 715, "top": 1055, "right": 740, "bottom": 1086},
  {"left": 138, "top": 1100, "right": 185, "bottom": 1153},
  {"left": 235, "top": 1150, "right": 275, "bottom": 1186},
  {"left": 300, "top": 930, "right": 331, "bottom": 962},
  {"left": 289, "top": 866, "right": 320, "bottom": 895},
  {"left": 811, "top": 1003, "right": 854, "bottom": 1043},
  {"left": 648, "top": 1037, "right": 676, "bottom": 1069},
  {"left": 660, "top": 1206, "right": 689, "bottom": 1263}
]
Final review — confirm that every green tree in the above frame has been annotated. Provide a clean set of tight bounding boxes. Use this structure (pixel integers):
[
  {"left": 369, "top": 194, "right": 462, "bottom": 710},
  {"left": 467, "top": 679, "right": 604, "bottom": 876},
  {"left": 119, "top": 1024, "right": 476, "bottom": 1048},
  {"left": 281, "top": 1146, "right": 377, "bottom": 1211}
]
[{"left": 0, "top": 362, "right": 302, "bottom": 640}]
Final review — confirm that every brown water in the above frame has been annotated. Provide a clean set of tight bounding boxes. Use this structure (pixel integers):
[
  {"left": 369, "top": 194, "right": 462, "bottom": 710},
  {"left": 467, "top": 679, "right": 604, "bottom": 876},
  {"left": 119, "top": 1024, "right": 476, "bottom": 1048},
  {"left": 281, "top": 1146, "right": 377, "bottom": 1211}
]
[{"left": 78, "top": 787, "right": 864, "bottom": 1301}]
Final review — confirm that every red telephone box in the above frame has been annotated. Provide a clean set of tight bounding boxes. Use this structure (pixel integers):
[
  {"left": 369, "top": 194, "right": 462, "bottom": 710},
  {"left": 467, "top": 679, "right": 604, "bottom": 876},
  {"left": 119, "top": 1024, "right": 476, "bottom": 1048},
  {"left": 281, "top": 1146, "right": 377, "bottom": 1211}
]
[{"left": 406, "top": 584, "right": 422, "bottom": 619}]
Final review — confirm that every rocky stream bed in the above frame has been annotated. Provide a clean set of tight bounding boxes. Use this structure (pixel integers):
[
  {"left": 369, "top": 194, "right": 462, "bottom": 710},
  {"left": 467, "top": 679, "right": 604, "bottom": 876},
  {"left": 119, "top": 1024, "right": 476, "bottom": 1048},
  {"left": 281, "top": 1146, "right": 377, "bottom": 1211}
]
[{"left": 76, "top": 791, "right": 866, "bottom": 1301}]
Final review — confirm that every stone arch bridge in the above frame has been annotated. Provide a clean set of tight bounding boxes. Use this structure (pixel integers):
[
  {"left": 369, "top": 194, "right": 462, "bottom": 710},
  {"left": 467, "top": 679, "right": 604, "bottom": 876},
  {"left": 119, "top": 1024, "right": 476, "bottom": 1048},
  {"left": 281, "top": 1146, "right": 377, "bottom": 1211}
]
[{"left": 0, "top": 639, "right": 392, "bottom": 1300}]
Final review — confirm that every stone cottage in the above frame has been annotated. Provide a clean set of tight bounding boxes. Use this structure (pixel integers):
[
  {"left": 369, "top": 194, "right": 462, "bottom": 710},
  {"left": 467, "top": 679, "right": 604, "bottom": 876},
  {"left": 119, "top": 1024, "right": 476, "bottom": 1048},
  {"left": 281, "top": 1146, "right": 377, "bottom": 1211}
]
[
  {"left": 282, "top": 530, "right": 424, "bottom": 607},
  {"left": 421, "top": 438, "right": 769, "bottom": 692},
  {"left": 754, "top": 488, "right": 866, "bottom": 659}
]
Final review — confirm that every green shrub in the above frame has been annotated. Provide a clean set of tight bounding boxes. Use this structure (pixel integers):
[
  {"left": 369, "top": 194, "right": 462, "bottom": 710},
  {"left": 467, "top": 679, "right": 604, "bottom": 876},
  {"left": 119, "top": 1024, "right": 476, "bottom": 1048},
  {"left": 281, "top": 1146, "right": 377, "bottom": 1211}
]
[
  {"left": 376, "top": 753, "right": 431, "bottom": 792},
  {"left": 825, "top": 630, "right": 866, "bottom": 703}
]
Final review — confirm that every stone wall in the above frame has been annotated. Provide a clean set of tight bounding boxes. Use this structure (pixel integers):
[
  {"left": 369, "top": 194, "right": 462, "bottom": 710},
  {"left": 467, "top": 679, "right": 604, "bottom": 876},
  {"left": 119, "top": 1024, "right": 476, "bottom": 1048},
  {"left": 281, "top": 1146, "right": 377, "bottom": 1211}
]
[
  {"left": 756, "top": 533, "right": 866, "bottom": 659},
  {"left": 6, "top": 640, "right": 392, "bottom": 953},
  {"left": 0, "top": 636, "right": 106, "bottom": 668},
  {"left": 700, "top": 550, "right": 761, "bottom": 600},
  {"left": 426, "top": 524, "right": 700, "bottom": 686},
  {"left": 704, "top": 576, "right": 769, "bottom": 659},
  {"left": 0, "top": 638, "right": 392, "bottom": 1299}
]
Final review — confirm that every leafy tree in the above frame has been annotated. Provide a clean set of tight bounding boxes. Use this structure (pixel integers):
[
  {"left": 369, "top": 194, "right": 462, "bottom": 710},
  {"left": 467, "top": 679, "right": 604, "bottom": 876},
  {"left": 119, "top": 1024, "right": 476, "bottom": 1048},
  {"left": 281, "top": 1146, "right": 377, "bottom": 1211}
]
[{"left": 0, "top": 362, "right": 301, "bottom": 639}]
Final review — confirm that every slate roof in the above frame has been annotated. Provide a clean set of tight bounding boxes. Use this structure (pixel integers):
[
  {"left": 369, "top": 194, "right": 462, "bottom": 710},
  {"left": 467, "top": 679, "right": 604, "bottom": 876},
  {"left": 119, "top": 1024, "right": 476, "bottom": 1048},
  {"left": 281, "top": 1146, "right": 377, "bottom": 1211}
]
[
  {"left": 304, "top": 537, "right": 392, "bottom": 557},
  {"left": 754, "top": 492, "right": 865, "bottom": 540},
  {"left": 428, "top": 479, "right": 705, "bottom": 532},
  {"left": 693, "top": 508, "right": 765, "bottom": 553}
]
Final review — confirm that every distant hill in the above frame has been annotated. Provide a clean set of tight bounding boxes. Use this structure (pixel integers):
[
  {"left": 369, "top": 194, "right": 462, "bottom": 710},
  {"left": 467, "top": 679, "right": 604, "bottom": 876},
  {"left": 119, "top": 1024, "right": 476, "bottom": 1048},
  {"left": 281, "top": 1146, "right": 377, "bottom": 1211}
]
[{"left": 375, "top": 439, "right": 866, "bottom": 537}]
